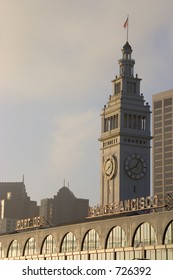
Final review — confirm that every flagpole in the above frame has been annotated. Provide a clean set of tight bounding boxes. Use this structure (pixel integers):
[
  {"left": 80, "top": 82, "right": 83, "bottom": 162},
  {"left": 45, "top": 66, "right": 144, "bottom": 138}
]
[
  {"left": 127, "top": 15, "right": 129, "bottom": 42},
  {"left": 123, "top": 15, "right": 129, "bottom": 42}
]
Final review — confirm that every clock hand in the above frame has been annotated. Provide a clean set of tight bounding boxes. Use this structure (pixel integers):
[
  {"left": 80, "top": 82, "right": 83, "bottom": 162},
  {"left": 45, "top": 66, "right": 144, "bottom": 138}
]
[
  {"left": 131, "top": 159, "right": 141, "bottom": 170},
  {"left": 106, "top": 163, "right": 112, "bottom": 171}
]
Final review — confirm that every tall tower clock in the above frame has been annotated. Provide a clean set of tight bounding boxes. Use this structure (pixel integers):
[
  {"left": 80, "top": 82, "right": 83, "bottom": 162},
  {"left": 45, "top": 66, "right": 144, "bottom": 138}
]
[{"left": 100, "top": 42, "right": 151, "bottom": 205}]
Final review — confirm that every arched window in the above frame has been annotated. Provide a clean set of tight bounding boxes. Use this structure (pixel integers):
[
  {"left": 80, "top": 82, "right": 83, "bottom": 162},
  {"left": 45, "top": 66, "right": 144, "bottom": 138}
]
[
  {"left": 164, "top": 220, "right": 173, "bottom": 244},
  {"left": 133, "top": 222, "right": 157, "bottom": 247},
  {"left": 106, "top": 226, "right": 127, "bottom": 248},
  {"left": 60, "top": 232, "right": 77, "bottom": 252},
  {"left": 23, "top": 237, "right": 37, "bottom": 256},
  {"left": 41, "top": 235, "right": 56, "bottom": 255},
  {"left": 0, "top": 242, "right": 4, "bottom": 259},
  {"left": 7, "top": 240, "right": 20, "bottom": 258},
  {"left": 82, "top": 229, "right": 100, "bottom": 251}
]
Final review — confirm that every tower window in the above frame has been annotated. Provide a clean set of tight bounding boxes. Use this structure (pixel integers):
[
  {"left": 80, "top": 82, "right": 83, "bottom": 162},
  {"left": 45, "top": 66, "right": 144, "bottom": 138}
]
[
  {"left": 127, "top": 81, "right": 129, "bottom": 93},
  {"left": 104, "top": 118, "right": 110, "bottom": 132},
  {"left": 112, "top": 115, "right": 116, "bottom": 129},
  {"left": 124, "top": 114, "right": 128, "bottom": 128},
  {"left": 133, "top": 115, "right": 137, "bottom": 129},
  {"left": 115, "top": 114, "right": 118, "bottom": 128},
  {"left": 142, "top": 116, "right": 146, "bottom": 130},
  {"left": 107, "top": 118, "right": 111, "bottom": 131},
  {"left": 115, "top": 82, "right": 121, "bottom": 94},
  {"left": 103, "top": 114, "right": 118, "bottom": 132},
  {"left": 134, "top": 82, "right": 136, "bottom": 94},
  {"left": 127, "top": 81, "right": 136, "bottom": 94},
  {"left": 138, "top": 115, "right": 142, "bottom": 129},
  {"left": 124, "top": 113, "right": 146, "bottom": 130},
  {"left": 7, "top": 192, "right": 12, "bottom": 200},
  {"left": 128, "top": 114, "right": 132, "bottom": 128}
]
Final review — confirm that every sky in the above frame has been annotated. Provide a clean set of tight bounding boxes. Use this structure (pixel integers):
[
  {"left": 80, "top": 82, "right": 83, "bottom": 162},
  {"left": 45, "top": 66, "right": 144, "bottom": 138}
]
[{"left": 0, "top": 0, "right": 173, "bottom": 206}]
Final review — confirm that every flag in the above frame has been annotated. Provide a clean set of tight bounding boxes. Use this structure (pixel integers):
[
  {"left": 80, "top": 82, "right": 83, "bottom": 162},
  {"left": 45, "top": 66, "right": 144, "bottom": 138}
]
[{"left": 123, "top": 17, "right": 128, "bottom": 29}]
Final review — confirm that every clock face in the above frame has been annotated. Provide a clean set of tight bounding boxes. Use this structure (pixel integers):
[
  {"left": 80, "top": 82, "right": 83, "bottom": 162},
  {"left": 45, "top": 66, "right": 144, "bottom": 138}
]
[
  {"left": 124, "top": 154, "right": 146, "bottom": 180},
  {"left": 104, "top": 155, "right": 117, "bottom": 180}
]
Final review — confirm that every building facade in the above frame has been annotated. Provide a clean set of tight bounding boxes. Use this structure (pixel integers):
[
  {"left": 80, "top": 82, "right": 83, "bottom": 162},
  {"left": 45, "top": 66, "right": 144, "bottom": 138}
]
[
  {"left": 152, "top": 89, "right": 173, "bottom": 198},
  {"left": 0, "top": 182, "right": 39, "bottom": 233},
  {"left": 0, "top": 209, "right": 172, "bottom": 260},
  {"left": 40, "top": 198, "right": 53, "bottom": 226}
]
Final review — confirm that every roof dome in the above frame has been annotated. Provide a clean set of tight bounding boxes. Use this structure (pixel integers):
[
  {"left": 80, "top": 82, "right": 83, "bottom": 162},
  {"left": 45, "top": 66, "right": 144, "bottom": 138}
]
[
  {"left": 122, "top": 41, "right": 132, "bottom": 52},
  {"left": 57, "top": 186, "right": 75, "bottom": 198}
]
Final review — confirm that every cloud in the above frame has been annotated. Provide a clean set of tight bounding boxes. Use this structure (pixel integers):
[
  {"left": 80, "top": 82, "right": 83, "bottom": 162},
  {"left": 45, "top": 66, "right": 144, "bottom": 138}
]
[
  {"left": 0, "top": 0, "right": 114, "bottom": 101},
  {"left": 50, "top": 109, "right": 100, "bottom": 173}
]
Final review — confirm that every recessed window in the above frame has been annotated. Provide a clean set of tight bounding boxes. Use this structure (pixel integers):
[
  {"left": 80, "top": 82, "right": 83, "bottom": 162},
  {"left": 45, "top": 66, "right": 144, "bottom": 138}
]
[
  {"left": 24, "top": 237, "right": 37, "bottom": 256},
  {"left": 60, "top": 232, "right": 77, "bottom": 252},
  {"left": 164, "top": 98, "right": 172, "bottom": 107},
  {"left": 154, "top": 100, "right": 162, "bottom": 109},
  {"left": 106, "top": 226, "right": 127, "bottom": 248},
  {"left": 41, "top": 235, "right": 56, "bottom": 254},
  {"left": 133, "top": 222, "right": 157, "bottom": 247},
  {"left": 82, "top": 229, "right": 100, "bottom": 251},
  {"left": 7, "top": 192, "right": 11, "bottom": 200}
]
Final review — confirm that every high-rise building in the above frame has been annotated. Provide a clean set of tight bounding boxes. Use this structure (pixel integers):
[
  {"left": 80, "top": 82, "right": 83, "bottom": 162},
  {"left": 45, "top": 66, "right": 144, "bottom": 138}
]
[
  {"left": 100, "top": 42, "right": 151, "bottom": 205},
  {"left": 152, "top": 89, "right": 173, "bottom": 198},
  {"left": 40, "top": 186, "right": 89, "bottom": 226},
  {"left": 0, "top": 181, "right": 39, "bottom": 233},
  {"left": 40, "top": 198, "right": 53, "bottom": 225}
]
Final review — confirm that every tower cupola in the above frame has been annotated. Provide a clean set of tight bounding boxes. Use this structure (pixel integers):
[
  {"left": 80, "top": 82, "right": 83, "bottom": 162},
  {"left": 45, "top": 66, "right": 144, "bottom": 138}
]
[{"left": 118, "top": 41, "right": 135, "bottom": 77}]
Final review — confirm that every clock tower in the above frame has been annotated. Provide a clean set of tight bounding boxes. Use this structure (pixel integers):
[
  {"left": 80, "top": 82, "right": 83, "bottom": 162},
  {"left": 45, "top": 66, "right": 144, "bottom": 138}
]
[{"left": 100, "top": 41, "right": 151, "bottom": 205}]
